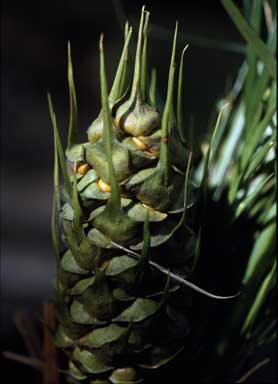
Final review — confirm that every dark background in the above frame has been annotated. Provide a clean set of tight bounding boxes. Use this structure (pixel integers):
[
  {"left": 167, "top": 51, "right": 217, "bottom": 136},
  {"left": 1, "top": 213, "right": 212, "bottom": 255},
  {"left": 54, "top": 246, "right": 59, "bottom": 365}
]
[{"left": 1, "top": 0, "right": 275, "bottom": 382}]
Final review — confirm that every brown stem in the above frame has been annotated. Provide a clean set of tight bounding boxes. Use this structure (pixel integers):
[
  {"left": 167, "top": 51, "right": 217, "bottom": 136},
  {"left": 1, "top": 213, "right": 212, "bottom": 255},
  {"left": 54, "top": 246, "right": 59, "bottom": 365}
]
[{"left": 43, "top": 303, "right": 59, "bottom": 384}]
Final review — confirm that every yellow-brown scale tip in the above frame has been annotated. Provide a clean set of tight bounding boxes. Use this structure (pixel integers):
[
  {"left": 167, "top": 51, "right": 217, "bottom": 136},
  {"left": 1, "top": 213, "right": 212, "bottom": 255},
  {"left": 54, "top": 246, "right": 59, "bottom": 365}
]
[
  {"left": 132, "top": 137, "right": 147, "bottom": 150},
  {"left": 98, "top": 178, "right": 111, "bottom": 193},
  {"left": 77, "top": 163, "right": 90, "bottom": 175}
]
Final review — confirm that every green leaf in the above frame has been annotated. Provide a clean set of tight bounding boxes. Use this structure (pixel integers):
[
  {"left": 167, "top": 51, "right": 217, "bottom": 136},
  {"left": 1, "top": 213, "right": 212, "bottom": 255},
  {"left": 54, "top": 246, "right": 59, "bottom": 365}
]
[
  {"left": 177, "top": 45, "right": 189, "bottom": 143},
  {"left": 105, "top": 256, "right": 138, "bottom": 277},
  {"left": 61, "top": 203, "right": 74, "bottom": 221},
  {"left": 243, "top": 222, "right": 276, "bottom": 285},
  {"left": 241, "top": 99, "right": 276, "bottom": 172},
  {"left": 109, "top": 368, "right": 143, "bottom": 384},
  {"left": 64, "top": 225, "right": 98, "bottom": 270},
  {"left": 130, "top": 6, "right": 146, "bottom": 100},
  {"left": 47, "top": 93, "right": 72, "bottom": 197},
  {"left": 66, "top": 143, "right": 85, "bottom": 165},
  {"left": 125, "top": 167, "right": 157, "bottom": 187},
  {"left": 80, "top": 182, "right": 110, "bottom": 201},
  {"left": 149, "top": 68, "right": 157, "bottom": 108},
  {"left": 243, "top": 136, "right": 275, "bottom": 181},
  {"left": 118, "top": 21, "right": 131, "bottom": 97},
  {"left": 109, "top": 27, "right": 133, "bottom": 103},
  {"left": 52, "top": 121, "right": 60, "bottom": 265},
  {"left": 201, "top": 103, "right": 230, "bottom": 205},
  {"left": 70, "top": 300, "right": 106, "bottom": 326},
  {"left": 159, "top": 22, "right": 178, "bottom": 183},
  {"left": 68, "top": 361, "right": 87, "bottom": 381},
  {"left": 80, "top": 323, "right": 127, "bottom": 348},
  {"left": 235, "top": 174, "right": 274, "bottom": 218},
  {"left": 222, "top": 0, "right": 277, "bottom": 79},
  {"left": 87, "top": 228, "right": 114, "bottom": 249},
  {"left": 67, "top": 42, "right": 78, "bottom": 151},
  {"left": 99, "top": 35, "right": 121, "bottom": 212},
  {"left": 127, "top": 203, "right": 167, "bottom": 222},
  {"left": 56, "top": 289, "right": 88, "bottom": 339},
  {"left": 242, "top": 260, "right": 276, "bottom": 333},
  {"left": 70, "top": 276, "right": 96, "bottom": 296},
  {"left": 244, "top": 0, "right": 263, "bottom": 107},
  {"left": 113, "top": 298, "right": 159, "bottom": 323},
  {"left": 61, "top": 249, "right": 89, "bottom": 275},
  {"left": 141, "top": 10, "right": 150, "bottom": 101},
  {"left": 73, "top": 347, "right": 114, "bottom": 374},
  {"left": 72, "top": 173, "right": 83, "bottom": 231},
  {"left": 54, "top": 325, "right": 75, "bottom": 348},
  {"left": 83, "top": 268, "right": 117, "bottom": 320},
  {"left": 77, "top": 169, "right": 98, "bottom": 191}
]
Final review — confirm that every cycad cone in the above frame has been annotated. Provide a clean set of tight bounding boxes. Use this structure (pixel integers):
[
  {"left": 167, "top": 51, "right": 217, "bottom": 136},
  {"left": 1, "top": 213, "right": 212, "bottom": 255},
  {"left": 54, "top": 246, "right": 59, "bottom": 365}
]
[{"left": 49, "top": 7, "right": 195, "bottom": 383}]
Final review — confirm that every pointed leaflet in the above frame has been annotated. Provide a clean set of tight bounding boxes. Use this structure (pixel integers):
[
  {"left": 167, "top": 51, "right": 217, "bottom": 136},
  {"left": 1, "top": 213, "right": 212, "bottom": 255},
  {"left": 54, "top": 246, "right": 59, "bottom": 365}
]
[
  {"left": 159, "top": 22, "right": 178, "bottom": 184},
  {"left": 235, "top": 174, "right": 274, "bottom": 218},
  {"left": 211, "top": 101, "right": 241, "bottom": 194},
  {"left": 118, "top": 21, "right": 131, "bottom": 96},
  {"left": 149, "top": 68, "right": 157, "bottom": 108},
  {"left": 141, "top": 10, "right": 150, "bottom": 101},
  {"left": 242, "top": 260, "right": 276, "bottom": 334},
  {"left": 221, "top": 0, "right": 276, "bottom": 79},
  {"left": 243, "top": 222, "right": 276, "bottom": 285},
  {"left": 177, "top": 45, "right": 189, "bottom": 143},
  {"left": 241, "top": 98, "right": 276, "bottom": 173},
  {"left": 243, "top": 134, "right": 275, "bottom": 182},
  {"left": 244, "top": 19, "right": 276, "bottom": 140},
  {"left": 72, "top": 173, "right": 82, "bottom": 232},
  {"left": 99, "top": 34, "right": 121, "bottom": 213},
  {"left": 244, "top": 0, "right": 262, "bottom": 114},
  {"left": 51, "top": 113, "right": 60, "bottom": 264},
  {"left": 67, "top": 42, "right": 78, "bottom": 151},
  {"left": 201, "top": 103, "right": 229, "bottom": 207},
  {"left": 109, "top": 26, "right": 132, "bottom": 103},
  {"left": 47, "top": 93, "right": 72, "bottom": 197},
  {"left": 130, "top": 6, "right": 145, "bottom": 101},
  {"left": 135, "top": 211, "right": 151, "bottom": 280}
]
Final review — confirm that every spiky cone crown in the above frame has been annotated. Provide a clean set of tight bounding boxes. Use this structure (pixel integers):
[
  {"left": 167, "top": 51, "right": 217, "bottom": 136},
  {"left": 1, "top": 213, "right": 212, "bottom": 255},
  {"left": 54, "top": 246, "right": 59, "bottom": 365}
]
[{"left": 48, "top": 7, "right": 234, "bottom": 383}]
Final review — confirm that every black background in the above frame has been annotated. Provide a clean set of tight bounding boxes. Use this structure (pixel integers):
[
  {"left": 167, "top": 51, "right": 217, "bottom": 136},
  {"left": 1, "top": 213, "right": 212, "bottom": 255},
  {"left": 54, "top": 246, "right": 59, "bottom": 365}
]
[{"left": 1, "top": 0, "right": 275, "bottom": 382}]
